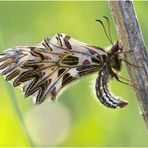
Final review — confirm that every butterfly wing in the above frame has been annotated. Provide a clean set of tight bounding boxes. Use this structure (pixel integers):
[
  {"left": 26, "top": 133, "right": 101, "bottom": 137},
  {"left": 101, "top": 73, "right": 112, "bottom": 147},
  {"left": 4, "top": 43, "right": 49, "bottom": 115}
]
[{"left": 0, "top": 33, "right": 107, "bottom": 103}]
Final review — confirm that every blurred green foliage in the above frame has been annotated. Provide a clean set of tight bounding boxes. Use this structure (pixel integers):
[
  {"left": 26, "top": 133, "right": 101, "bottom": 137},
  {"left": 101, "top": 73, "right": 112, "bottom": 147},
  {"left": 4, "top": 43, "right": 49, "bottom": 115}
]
[{"left": 0, "top": 1, "right": 148, "bottom": 147}]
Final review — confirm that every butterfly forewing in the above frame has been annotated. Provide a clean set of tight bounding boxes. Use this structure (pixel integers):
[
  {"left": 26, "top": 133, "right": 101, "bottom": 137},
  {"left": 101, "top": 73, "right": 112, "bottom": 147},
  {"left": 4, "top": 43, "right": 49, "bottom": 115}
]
[{"left": 0, "top": 33, "right": 107, "bottom": 103}]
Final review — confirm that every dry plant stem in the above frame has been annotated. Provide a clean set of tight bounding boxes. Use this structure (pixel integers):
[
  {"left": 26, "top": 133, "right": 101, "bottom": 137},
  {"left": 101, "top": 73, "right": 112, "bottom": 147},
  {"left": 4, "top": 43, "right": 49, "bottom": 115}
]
[{"left": 109, "top": 1, "right": 148, "bottom": 129}]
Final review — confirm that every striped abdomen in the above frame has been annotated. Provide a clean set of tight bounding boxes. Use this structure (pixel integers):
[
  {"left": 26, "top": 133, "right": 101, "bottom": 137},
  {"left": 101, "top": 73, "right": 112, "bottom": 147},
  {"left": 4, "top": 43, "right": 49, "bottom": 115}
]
[{"left": 95, "top": 66, "right": 128, "bottom": 109}]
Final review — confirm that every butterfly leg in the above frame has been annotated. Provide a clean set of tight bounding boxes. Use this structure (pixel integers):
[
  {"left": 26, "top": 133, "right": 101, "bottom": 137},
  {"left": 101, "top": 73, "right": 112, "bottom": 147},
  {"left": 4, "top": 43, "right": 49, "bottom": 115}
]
[
  {"left": 113, "top": 74, "right": 133, "bottom": 87},
  {"left": 121, "top": 50, "right": 134, "bottom": 54},
  {"left": 119, "top": 55, "right": 144, "bottom": 68},
  {"left": 111, "top": 70, "right": 143, "bottom": 91}
]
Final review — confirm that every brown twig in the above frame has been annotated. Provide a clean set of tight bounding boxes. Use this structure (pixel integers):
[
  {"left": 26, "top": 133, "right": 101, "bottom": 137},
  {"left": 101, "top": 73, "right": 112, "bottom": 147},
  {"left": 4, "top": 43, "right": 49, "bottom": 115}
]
[{"left": 109, "top": 1, "right": 148, "bottom": 129}]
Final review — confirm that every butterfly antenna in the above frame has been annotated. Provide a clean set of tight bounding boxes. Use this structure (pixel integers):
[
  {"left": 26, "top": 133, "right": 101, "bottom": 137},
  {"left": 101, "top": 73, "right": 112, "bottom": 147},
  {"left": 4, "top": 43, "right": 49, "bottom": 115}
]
[
  {"left": 103, "top": 16, "right": 113, "bottom": 44},
  {"left": 96, "top": 18, "right": 113, "bottom": 45}
]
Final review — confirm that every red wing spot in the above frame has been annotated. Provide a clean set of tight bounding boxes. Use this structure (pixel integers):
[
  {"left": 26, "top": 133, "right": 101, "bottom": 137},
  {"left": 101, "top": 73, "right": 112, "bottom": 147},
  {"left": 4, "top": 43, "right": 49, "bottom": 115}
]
[
  {"left": 30, "top": 47, "right": 36, "bottom": 50},
  {"left": 47, "top": 79, "right": 52, "bottom": 85},
  {"left": 64, "top": 51, "right": 69, "bottom": 54},
  {"left": 88, "top": 49, "right": 97, "bottom": 55},
  {"left": 83, "top": 59, "right": 90, "bottom": 65},
  {"left": 51, "top": 87, "right": 56, "bottom": 98},
  {"left": 42, "top": 72, "right": 45, "bottom": 77},
  {"left": 39, "top": 72, "right": 45, "bottom": 78},
  {"left": 45, "top": 56, "right": 51, "bottom": 60},
  {"left": 38, "top": 64, "right": 44, "bottom": 67}
]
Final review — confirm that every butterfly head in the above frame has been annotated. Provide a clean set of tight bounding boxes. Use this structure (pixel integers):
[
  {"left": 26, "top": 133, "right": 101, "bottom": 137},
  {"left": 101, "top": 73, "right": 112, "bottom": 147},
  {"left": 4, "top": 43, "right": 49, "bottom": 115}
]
[{"left": 107, "top": 41, "right": 123, "bottom": 71}]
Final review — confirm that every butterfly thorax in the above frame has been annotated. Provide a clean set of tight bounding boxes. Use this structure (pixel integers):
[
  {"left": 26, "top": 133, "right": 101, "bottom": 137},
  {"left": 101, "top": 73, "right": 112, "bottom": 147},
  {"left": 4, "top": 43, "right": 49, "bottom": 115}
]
[{"left": 106, "top": 42, "right": 123, "bottom": 72}]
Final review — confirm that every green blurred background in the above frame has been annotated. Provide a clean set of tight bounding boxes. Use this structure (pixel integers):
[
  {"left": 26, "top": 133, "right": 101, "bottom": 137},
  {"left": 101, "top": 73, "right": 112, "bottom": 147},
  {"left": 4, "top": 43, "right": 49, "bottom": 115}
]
[{"left": 0, "top": 1, "right": 148, "bottom": 147}]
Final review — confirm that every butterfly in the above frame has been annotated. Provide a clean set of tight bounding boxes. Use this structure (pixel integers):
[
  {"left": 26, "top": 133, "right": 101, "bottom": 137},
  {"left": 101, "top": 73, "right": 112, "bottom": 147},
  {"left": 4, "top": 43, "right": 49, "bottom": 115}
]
[{"left": 0, "top": 17, "right": 129, "bottom": 109}]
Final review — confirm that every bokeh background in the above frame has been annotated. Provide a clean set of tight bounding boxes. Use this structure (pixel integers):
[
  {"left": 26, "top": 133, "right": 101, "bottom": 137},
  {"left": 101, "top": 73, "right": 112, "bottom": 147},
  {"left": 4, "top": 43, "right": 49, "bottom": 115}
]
[{"left": 0, "top": 1, "right": 148, "bottom": 147}]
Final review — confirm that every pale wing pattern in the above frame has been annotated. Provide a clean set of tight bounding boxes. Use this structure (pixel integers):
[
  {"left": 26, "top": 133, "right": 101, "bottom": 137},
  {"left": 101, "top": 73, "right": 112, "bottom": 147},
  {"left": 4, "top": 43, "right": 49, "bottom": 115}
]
[{"left": 0, "top": 33, "right": 107, "bottom": 103}]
